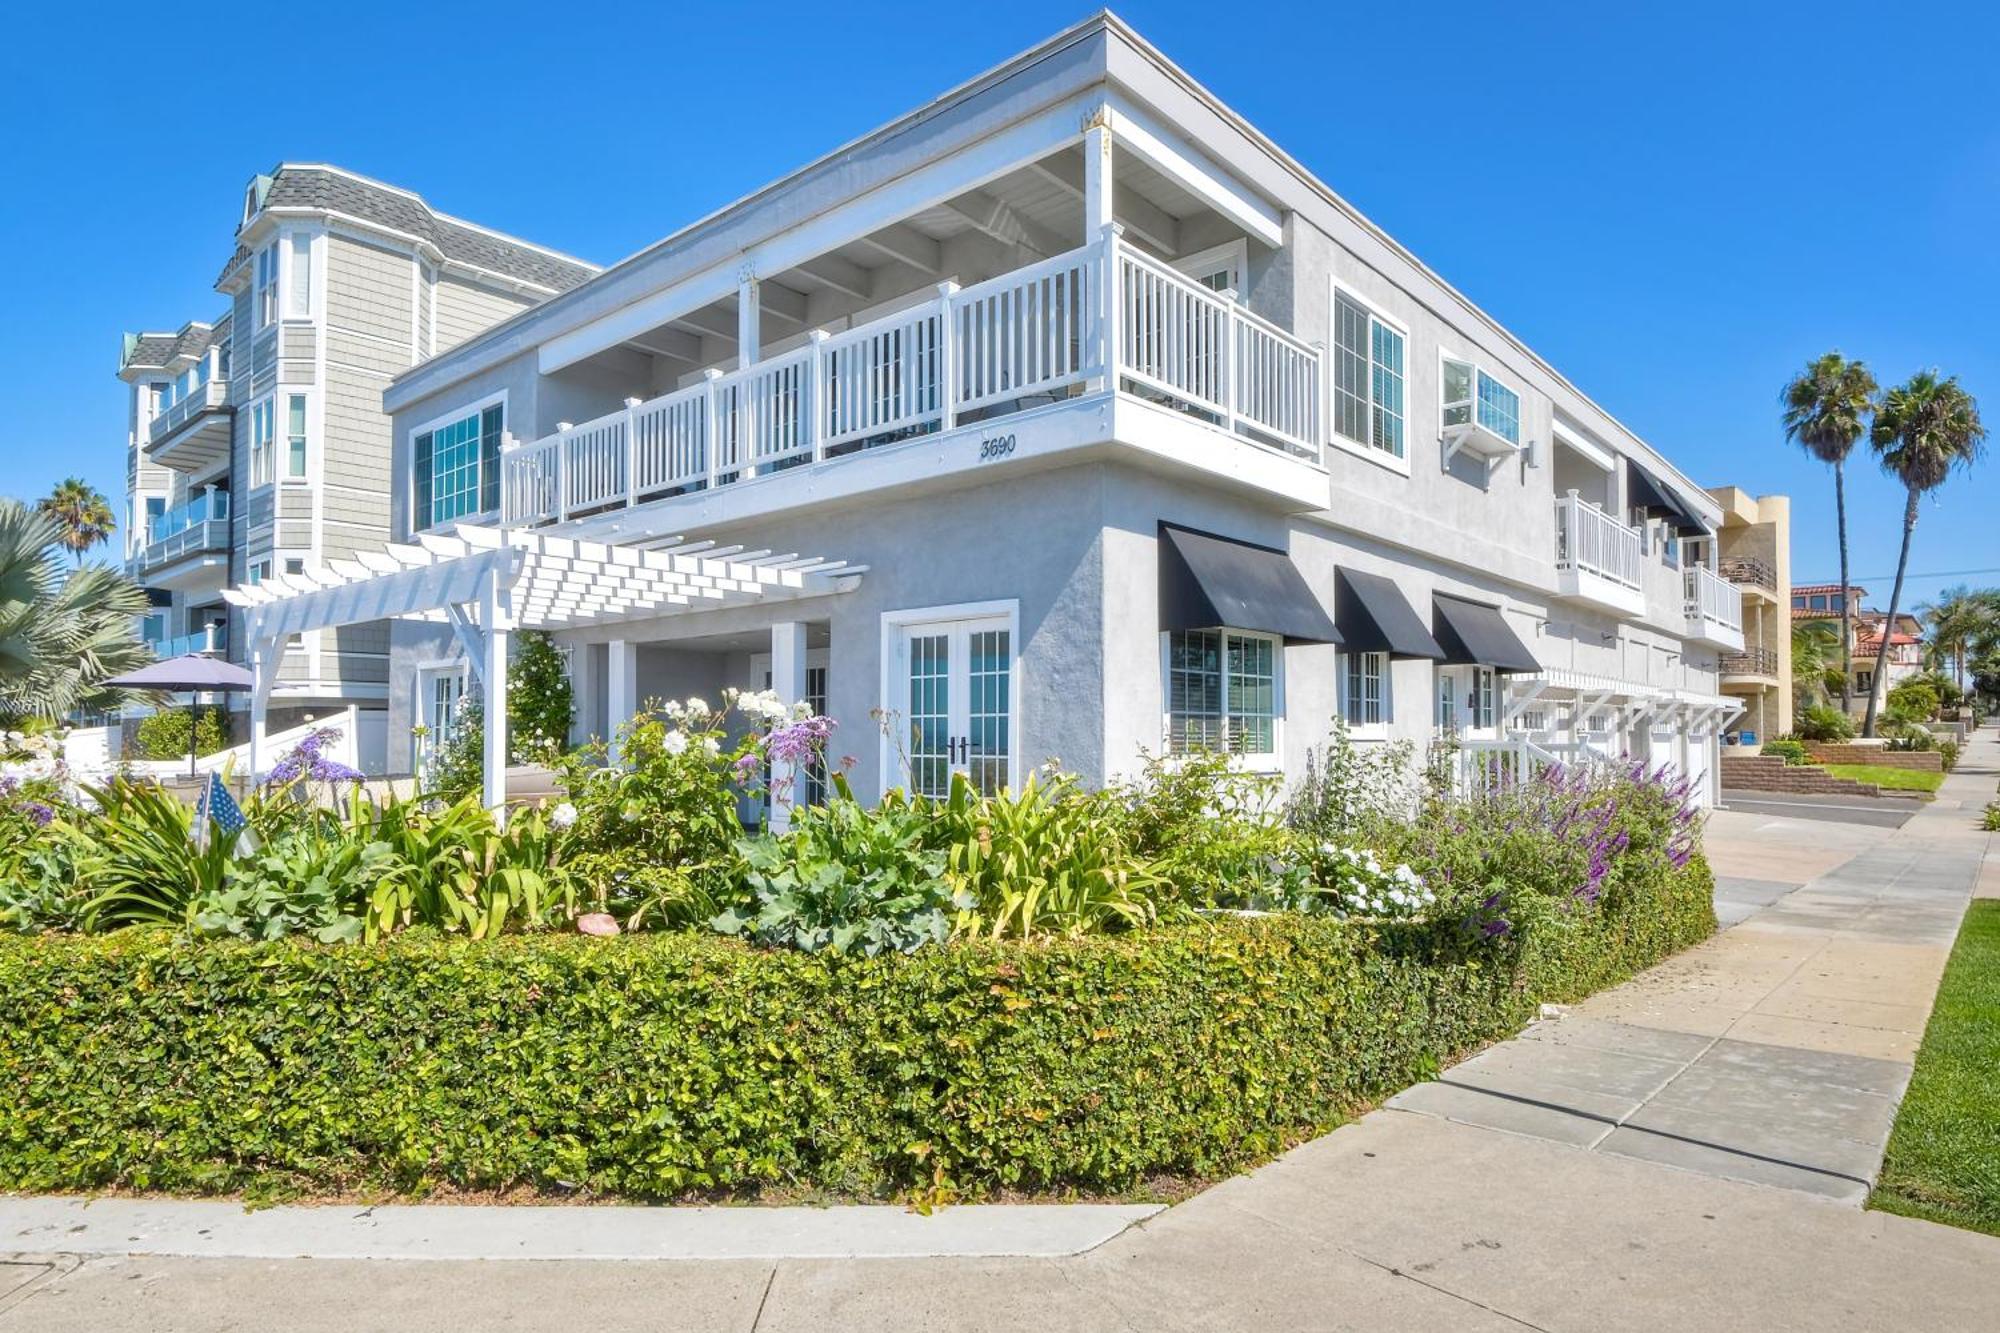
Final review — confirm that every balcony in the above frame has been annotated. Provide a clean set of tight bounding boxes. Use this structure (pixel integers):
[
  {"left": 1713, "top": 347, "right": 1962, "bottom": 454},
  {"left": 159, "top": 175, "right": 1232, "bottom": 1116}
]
[
  {"left": 1552, "top": 490, "right": 1645, "bottom": 616},
  {"left": 1684, "top": 564, "right": 1746, "bottom": 651},
  {"left": 1719, "top": 554, "right": 1778, "bottom": 600},
  {"left": 136, "top": 491, "right": 231, "bottom": 591},
  {"left": 502, "top": 232, "right": 1325, "bottom": 528},
  {"left": 1719, "top": 645, "right": 1779, "bottom": 683},
  {"left": 147, "top": 623, "right": 228, "bottom": 659},
  {"left": 148, "top": 376, "right": 233, "bottom": 475}
]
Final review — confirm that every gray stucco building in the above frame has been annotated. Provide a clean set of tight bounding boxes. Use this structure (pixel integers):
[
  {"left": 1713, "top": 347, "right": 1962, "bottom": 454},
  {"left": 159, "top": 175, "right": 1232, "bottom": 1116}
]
[{"left": 225, "top": 15, "right": 1745, "bottom": 810}]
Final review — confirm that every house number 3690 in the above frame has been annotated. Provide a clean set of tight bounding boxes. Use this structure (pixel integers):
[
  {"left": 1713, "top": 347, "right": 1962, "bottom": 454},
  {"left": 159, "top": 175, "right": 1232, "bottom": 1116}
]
[{"left": 978, "top": 434, "right": 1016, "bottom": 461}]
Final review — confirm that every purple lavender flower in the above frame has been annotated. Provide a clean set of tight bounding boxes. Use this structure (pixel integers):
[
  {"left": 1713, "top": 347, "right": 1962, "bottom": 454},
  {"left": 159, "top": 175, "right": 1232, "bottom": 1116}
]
[
  {"left": 264, "top": 727, "right": 365, "bottom": 788},
  {"left": 19, "top": 801, "right": 54, "bottom": 827}
]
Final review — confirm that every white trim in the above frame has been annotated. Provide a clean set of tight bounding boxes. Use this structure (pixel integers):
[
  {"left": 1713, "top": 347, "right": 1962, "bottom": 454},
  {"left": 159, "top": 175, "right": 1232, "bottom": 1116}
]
[
  {"left": 1100, "top": 98, "right": 1283, "bottom": 247},
  {"left": 878, "top": 599, "right": 1022, "bottom": 797},
  {"left": 408, "top": 390, "right": 508, "bottom": 535},
  {"left": 1551, "top": 419, "right": 1616, "bottom": 472}
]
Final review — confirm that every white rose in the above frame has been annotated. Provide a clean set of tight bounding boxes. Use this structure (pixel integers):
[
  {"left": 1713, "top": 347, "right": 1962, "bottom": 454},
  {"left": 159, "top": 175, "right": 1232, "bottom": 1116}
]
[
  {"left": 550, "top": 802, "right": 577, "bottom": 829},
  {"left": 662, "top": 732, "right": 689, "bottom": 756},
  {"left": 701, "top": 736, "right": 721, "bottom": 757}
]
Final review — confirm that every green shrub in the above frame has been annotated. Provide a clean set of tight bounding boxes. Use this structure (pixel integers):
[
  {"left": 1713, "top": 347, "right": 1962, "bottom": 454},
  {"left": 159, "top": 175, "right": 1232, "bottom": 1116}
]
[
  {"left": 1761, "top": 737, "right": 1809, "bottom": 766},
  {"left": 1797, "top": 705, "right": 1858, "bottom": 742},
  {"left": 1941, "top": 739, "right": 1962, "bottom": 773},
  {"left": 1112, "top": 750, "right": 1292, "bottom": 902},
  {"left": 1982, "top": 802, "right": 2000, "bottom": 832},
  {"left": 0, "top": 863, "right": 1713, "bottom": 1203},
  {"left": 1887, "top": 678, "right": 1941, "bottom": 723},
  {"left": 508, "top": 630, "right": 574, "bottom": 765},
  {"left": 134, "top": 707, "right": 228, "bottom": 760}
]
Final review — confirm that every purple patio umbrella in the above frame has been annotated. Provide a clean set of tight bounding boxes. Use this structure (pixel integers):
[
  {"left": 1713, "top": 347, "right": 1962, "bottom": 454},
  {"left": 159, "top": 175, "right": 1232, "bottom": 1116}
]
[{"left": 104, "top": 654, "right": 255, "bottom": 777}]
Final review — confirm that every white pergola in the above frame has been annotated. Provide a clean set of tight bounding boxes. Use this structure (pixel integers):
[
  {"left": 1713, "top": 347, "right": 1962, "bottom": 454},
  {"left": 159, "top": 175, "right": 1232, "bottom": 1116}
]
[{"left": 222, "top": 523, "right": 863, "bottom": 812}]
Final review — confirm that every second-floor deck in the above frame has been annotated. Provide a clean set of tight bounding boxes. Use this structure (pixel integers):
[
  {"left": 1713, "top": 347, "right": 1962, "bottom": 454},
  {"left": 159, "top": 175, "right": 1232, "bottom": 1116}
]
[
  {"left": 501, "top": 229, "right": 1324, "bottom": 527},
  {"left": 1552, "top": 490, "right": 1646, "bottom": 617},
  {"left": 148, "top": 373, "right": 232, "bottom": 474},
  {"left": 1683, "top": 563, "right": 1745, "bottom": 651},
  {"left": 135, "top": 490, "right": 231, "bottom": 590}
]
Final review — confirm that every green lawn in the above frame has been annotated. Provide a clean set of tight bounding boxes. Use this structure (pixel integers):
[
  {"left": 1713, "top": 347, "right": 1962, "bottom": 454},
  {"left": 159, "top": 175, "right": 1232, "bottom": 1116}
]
[
  {"left": 1821, "top": 763, "right": 1945, "bottom": 795},
  {"left": 1871, "top": 900, "right": 2000, "bottom": 1236}
]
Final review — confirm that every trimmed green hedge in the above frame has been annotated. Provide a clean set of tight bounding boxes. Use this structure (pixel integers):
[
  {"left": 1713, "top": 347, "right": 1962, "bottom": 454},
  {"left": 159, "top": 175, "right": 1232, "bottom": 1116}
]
[{"left": 0, "top": 855, "right": 1713, "bottom": 1201}]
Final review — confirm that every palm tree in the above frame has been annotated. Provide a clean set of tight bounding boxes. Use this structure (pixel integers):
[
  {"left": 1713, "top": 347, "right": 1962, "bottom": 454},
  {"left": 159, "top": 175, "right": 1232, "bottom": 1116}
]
[
  {"left": 1791, "top": 619, "right": 1842, "bottom": 710},
  {"left": 36, "top": 478, "right": 116, "bottom": 565},
  {"left": 0, "top": 499, "right": 152, "bottom": 723},
  {"left": 1782, "top": 352, "right": 1877, "bottom": 716},
  {"left": 1864, "top": 372, "right": 1988, "bottom": 735},
  {"left": 1917, "top": 584, "right": 1993, "bottom": 694}
]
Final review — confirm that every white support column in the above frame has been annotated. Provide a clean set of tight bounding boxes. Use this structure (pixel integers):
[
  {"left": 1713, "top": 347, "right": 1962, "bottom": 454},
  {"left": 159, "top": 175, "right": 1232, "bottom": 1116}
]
[
  {"left": 768, "top": 621, "right": 808, "bottom": 833},
  {"left": 480, "top": 567, "right": 513, "bottom": 815},
  {"left": 737, "top": 269, "right": 761, "bottom": 366},
  {"left": 1082, "top": 120, "right": 1114, "bottom": 238},
  {"left": 247, "top": 635, "right": 278, "bottom": 780},
  {"left": 607, "top": 638, "right": 638, "bottom": 765}
]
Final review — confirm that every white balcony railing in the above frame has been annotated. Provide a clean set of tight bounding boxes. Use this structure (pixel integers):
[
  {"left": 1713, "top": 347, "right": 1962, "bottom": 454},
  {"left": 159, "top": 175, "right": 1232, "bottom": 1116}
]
[
  {"left": 1685, "top": 564, "right": 1743, "bottom": 633},
  {"left": 1553, "top": 491, "right": 1642, "bottom": 590},
  {"left": 148, "top": 376, "right": 230, "bottom": 446},
  {"left": 502, "top": 229, "right": 1323, "bottom": 525}
]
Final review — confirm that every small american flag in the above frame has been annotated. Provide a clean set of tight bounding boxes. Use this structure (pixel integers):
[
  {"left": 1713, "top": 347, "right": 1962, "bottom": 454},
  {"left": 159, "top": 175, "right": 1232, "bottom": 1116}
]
[{"left": 193, "top": 772, "right": 249, "bottom": 852}]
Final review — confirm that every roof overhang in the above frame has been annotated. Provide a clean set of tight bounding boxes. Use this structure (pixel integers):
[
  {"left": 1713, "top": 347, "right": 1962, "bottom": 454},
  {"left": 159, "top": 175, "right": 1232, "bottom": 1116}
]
[{"left": 222, "top": 523, "right": 865, "bottom": 644}]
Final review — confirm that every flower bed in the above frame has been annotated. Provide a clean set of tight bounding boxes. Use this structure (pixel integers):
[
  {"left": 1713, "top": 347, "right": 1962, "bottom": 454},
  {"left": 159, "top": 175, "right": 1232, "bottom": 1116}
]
[{"left": 0, "top": 711, "right": 1717, "bottom": 1201}]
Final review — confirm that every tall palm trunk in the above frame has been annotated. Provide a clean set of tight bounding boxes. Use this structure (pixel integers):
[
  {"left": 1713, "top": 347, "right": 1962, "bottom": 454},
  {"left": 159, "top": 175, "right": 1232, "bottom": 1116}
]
[
  {"left": 1835, "top": 461, "right": 1852, "bottom": 715},
  {"left": 1862, "top": 486, "right": 1921, "bottom": 737}
]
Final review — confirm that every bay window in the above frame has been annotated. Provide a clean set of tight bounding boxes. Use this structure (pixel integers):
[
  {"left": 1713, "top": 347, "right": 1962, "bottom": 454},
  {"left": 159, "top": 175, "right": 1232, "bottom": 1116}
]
[
  {"left": 413, "top": 401, "right": 504, "bottom": 530},
  {"left": 1331, "top": 290, "right": 1406, "bottom": 460},
  {"left": 1167, "top": 629, "right": 1278, "bottom": 759},
  {"left": 1441, "top": 358, "right": 1522, "bottom": 447}
]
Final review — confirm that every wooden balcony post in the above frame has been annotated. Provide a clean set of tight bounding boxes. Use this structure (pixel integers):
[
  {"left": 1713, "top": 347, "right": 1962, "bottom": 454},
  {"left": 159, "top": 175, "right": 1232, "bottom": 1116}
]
[
  {"left": 935, "top": 282, "right": 960, "bottom": 432},
  {"left": 1082, "top": 119, "right": 1114, "bottom": 240},
  {"left": 623, "top": 397, "right": 641, "bottom": 508},
  {"left": 1095, "top": 222, "right": 1124, "bottom": 395}
]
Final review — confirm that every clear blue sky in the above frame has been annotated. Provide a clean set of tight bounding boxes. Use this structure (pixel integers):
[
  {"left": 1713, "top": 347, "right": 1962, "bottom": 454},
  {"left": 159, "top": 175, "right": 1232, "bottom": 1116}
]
[{"left": 3, "top": 1, "right": 1995, "bottom": 606}]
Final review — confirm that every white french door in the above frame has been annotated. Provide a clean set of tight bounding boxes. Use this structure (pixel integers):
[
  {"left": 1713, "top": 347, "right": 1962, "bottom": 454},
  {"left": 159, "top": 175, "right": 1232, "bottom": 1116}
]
[{"left": 888, "top": 611, "right": 1015, "bottom": 798}]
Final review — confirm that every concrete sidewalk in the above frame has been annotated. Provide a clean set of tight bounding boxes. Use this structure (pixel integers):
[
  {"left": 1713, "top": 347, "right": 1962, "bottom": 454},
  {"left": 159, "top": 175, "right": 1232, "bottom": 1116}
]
[
  {"left": 6, "top": 732, "right": 1998, "bottom": 1330},
  {"left": 1390, "top": 726, "right": 1995, "bottom": 1202}
]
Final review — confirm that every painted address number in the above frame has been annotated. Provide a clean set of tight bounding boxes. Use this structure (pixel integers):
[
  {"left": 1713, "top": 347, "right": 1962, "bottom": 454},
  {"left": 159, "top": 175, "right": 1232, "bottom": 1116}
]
[{"left": 978, "top": 434, "right": 1017, "bottom": 461}]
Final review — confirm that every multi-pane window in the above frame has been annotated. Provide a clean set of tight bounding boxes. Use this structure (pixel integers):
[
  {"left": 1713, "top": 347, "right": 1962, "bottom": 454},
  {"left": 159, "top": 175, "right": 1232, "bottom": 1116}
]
[
  {"left": 1442, "top": 359, "right": 1521, "bottom": 447},
  {"left": 287, "top": 232, "right": 312, "bottom": 317},
  {"left": 255, "top": 247, "right": 278, "bottom": 329},
  {"left": 1343, "top": 651, "right": 1386, "bottom": 727},
  {"left": 1167, "top": 629, "right": 1278, "bottom": 758},
  {"left": 249, "top": 398, "right": 275, "bottom": 486},
  {"left": 413, "top": 403, "right": 503, "bottom": 530},
  {"left": 1332, "top": 292, "right": 1406, "bottom": 458},
  {"left": 286, "top": 394, "right": 308, "bottom": 478}
]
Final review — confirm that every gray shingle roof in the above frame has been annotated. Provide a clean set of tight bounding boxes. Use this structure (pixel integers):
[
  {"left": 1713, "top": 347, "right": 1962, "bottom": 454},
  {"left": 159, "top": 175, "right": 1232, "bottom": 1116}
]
[
  {"left": 121, "top": 314, "right": 231, "bottom": 373},
  {"left": 219, "top": 165, "right": 596, "bottom": 292}
]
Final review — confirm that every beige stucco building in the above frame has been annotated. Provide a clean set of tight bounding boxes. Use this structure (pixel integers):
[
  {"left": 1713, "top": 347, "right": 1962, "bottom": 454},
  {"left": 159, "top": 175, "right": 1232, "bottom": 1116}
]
[{"left": 1706, "top": 487, "right": 1790, "bottom": 744}]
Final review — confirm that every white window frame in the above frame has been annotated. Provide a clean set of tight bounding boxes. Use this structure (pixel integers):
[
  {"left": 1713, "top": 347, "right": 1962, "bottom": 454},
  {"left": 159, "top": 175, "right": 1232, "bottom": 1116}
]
[
  {"left": 254, "top": 246, "right": 278, "bottom": 330},
  {"left": 248, "top": 396, "right": 276, "bottom": 487},
  {"left": 1435, "top": 664, "right": 1498, "bottom": 735},
  {"left": 283, "top": 391, "right": 310, "bottom": 481},
  {"left": 1174, "top": 239, "right": 1248, "bottom": 298},
  {"left": 1340, "top": 649, "right": 1390, "bottom": 735},
  {"left": 284, "top": 230, "right": 314, "bottom": 320},
  {"left": 1327, "top": 280, "right": 1411, "bottom": 475},
  {"left": 1160, "top": 627, "right": 1285, "bottom": 769},
  {"left": 408, "top": 390, "right": 507, "bottom": 534},
  {"left": 1439, "top": 351, "right": 1523, "bottom": 450},
  {"left": 878, "top": 600, "right": 1022, "bottom": 797}
]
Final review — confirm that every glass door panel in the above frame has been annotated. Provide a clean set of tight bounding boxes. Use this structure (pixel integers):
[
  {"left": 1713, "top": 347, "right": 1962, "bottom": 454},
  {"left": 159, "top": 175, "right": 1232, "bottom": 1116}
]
[
  {"left": 966, "top": 627, "right": 1011, "bottom": 795},
  {"left": 906, "top": 631, "right": 952, "bottom": 798},
  {"left": 893, "top": 616, "right": 1013, "bottom": 796}
]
